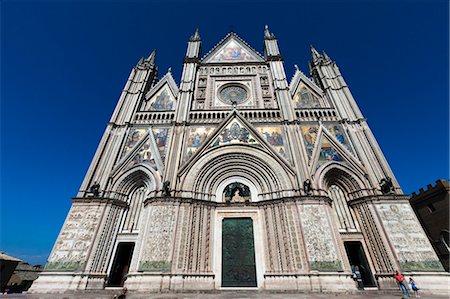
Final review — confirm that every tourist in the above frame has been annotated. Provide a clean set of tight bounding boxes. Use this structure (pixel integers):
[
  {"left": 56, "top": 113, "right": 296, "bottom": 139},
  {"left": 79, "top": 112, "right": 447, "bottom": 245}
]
[
  {"left": 409, "top": 277, "right": 420, "bottom": 297},
  {"left": 394, "top": 270, "right": 410, "bottom": 298}
]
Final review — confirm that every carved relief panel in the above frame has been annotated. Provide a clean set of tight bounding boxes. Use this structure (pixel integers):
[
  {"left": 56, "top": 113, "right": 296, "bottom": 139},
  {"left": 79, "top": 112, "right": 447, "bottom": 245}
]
[
  {"left": 375, "top": 203, "right": 444, "bottom": 271},
  {"left": 45, "top": 203, "right": 103, "bottom": 271},
  {"left": 298, "top": 204, "right": 342, "bottom": 271}
]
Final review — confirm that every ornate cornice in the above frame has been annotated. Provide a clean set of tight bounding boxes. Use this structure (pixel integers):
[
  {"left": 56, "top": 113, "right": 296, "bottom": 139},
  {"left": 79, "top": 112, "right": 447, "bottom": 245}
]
[
  {"left": 143, "top": 195, "right": 332, "bottom": 207},
  {"left": 72, "top": 197, "right": 128, "bottom": 208},
  {"left": 347, "top": 194, "right": 409, "bottom": 207}
]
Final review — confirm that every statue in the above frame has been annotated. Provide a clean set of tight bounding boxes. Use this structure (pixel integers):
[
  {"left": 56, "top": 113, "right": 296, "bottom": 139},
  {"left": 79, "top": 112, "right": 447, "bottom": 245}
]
[
  {"left": 380, "top": 177, "right": 394, "bottom": 194},
  {"left": 224, "top": 182, "right": 251, "bottom": 203},
  {"left": 303, "top": 179, "right": 312, "bottom": 194},
  {"left": 90, "top": 182, "right": 100, "bottom": 197},
  {"left": 162, "top": 180, "right": 171, "bottom": 197}
]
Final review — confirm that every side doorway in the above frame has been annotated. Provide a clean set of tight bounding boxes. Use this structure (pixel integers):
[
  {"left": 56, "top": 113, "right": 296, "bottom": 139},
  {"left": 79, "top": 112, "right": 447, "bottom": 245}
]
[
  {"left": 107, "top": 242, "right": 135, "bottom": 287},
  {"left": 344, "top": 241, "right": 376, "bottom": 288}
]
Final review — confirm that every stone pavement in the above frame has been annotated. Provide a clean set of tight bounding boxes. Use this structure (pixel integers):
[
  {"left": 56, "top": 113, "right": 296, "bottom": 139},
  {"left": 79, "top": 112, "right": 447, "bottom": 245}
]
[{"left": 1, "top": 290, "right": 449, "bottom": 299}]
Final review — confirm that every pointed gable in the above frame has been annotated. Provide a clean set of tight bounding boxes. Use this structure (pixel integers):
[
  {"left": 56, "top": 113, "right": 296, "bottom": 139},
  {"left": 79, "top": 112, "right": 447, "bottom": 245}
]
[
  {"left": 202, "top": 33, "right": 264, "bottom": 63},
  {"left": 306, "top": 123, "right": 364, "bottom": 174},
  {"left": 289, "top": 68, "right": 326, "bottom": 109},
  {"left": 142, "top": 71, "right": 178, "bottom": 111},
  {"left": 180, "top": 111, "right": 294, "bottom": 174}
]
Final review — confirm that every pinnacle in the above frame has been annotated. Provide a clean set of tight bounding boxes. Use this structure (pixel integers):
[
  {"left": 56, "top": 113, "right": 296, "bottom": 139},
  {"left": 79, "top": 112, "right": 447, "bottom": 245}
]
[{"left": 190, "top": 28, "right": 201, "bottom": 41}]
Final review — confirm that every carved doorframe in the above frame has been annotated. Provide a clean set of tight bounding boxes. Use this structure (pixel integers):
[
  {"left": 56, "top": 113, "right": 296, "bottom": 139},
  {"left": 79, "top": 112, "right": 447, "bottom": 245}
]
[{"left": 213, "top": 208, "right": 265, "bottom": 289}]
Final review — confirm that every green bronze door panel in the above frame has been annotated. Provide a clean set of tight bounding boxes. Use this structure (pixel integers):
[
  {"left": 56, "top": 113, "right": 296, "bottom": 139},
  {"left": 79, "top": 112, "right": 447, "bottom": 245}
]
[{"left": 221, "top": 218, "right": 257, "bottom": 287}]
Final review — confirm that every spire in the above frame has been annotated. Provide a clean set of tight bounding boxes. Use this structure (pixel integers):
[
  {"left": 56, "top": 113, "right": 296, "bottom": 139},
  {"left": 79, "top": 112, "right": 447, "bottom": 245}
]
[
  {"left": 322, "top": 50, "right": 330, "bottom": 61},
  {"left": 145, "top": 49, "right": 156, "bottom": 63},
  {"left": 190, "top": 28, "right": 201, "bottom": 41},
  {"left": 264, "top": 24, "right": 275, "bottom": 39},
  {"left": 310, "top": 45, "right": 322, "bottom": 60}
]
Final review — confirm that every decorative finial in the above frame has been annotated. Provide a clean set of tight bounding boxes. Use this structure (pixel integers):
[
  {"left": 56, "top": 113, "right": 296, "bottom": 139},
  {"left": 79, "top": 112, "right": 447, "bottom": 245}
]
[
  {"left": 167, "top": 67, "right": 172, "bottom": 73},
  {"left": 145, "top": 49, "right": 156, "bottom": 63},
  {"left": 294, "top": 64, "right": 299, "bottom": 71},
  {"left": 190, "top": 28, "right": 201, "bottom": 41}
]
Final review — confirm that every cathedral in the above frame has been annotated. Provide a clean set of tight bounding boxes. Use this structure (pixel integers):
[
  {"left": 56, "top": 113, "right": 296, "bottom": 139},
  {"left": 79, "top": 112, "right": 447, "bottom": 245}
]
[{"left": 31, "top": 27, "right": 448, "bottom": 293}]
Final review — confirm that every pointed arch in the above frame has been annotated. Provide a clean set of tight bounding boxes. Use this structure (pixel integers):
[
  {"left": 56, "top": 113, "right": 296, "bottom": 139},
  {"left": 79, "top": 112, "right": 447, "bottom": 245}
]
[
  {"left": 316, "top": 162, "right": 370, "bottom": 199},
  {"left": 111, "top": 164, "right": 161, "bottom": 200},
  {"left": 110, "top": 165, "right": 161, "bottom": 232}
]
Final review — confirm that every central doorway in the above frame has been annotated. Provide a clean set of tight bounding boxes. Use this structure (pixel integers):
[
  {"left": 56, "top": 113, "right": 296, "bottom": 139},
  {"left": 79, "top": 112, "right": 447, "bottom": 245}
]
[
  {"left": 344, "top": 241, "right": 376, "bottom": 288},
  {"left": 221, "top": 218, "right": 257, "bottom": 287}
]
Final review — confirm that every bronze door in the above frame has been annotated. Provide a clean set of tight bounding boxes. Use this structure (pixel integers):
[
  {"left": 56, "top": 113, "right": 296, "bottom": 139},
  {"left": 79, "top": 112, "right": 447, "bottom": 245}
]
[{"left": 221, "top": 218, "right": 257, "bottom": 287}]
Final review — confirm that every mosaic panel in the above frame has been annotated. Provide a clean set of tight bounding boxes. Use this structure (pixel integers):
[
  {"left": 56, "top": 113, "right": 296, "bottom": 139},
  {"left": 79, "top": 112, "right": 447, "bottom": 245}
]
[
  {"left": 318, "top": 137, "right": 343, "bottom": 165},
  {"left": 129, "top": 139, "right": 156, "bottom": 169},
  {"left": 376, "top": 203, "right": 444, "bottom": 271},
  {"left": 122, "top": 129, "right": 146, "bottom": 157},
  {"left": 211, "top": 120, "right": 257, "bottom": 147},
  {"left": 299, "top": 205, "right": 342, "bottom": 271},
  {"left": 325, "top": 124, "right": 353, "bottom": 154},
  {"left": 210, "top": 40, "right": 258, "bottom": 63},
  {"left": 301, "top": 125, "right": 319, "bottom": 158},
  {"left": 139, "top": 205, "right": 176, "bottom": 272},
  {"left": 185, "top": 127, "right": 214, "bottom": 161},
  {"left": 256, "top": 126, "right": 288, "bottom": 158},
  {"left": 45, "top": 204, "right": 102, "bottom": 271},
  {"left": 148, "top": 85, "right": 174, "bottom": 111},
  {"left": 293, "top": 85, "right": 320, "bottom": 108},
  {"left": 153, "top": 127, "right": 170, "bottom": 162}
]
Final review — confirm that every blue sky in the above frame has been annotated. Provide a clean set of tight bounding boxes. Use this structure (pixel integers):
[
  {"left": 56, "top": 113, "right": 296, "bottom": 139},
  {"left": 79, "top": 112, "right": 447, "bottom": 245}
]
[{"left": 1, "top": 1, "right": 448, "bottom": 265}]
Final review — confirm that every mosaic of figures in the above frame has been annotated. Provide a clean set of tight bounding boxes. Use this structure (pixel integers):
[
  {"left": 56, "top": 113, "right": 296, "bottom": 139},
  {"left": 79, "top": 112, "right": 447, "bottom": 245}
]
[
  {"left": 293, "top": 84, "right": 321, "bottom": 108},
  {"left": 317, "top": 137, "right": 343, "bottom": 166},
  {"left": 185, "top": 127, "right": 215, "bottom": 161},
  {"left": 139, "top": 205, "right": 176, "bottom": 271},
  {"left": 153, "top": 127, "right": 170, "bottom": 162},
  {"left": 299, "top": 205, "right": 342, "bottom": 271},
  {"left": 211, "top": 121, "right": 257, "bottom": 147},
  {"left": 122, "top": 129, "right": 146, "bottom": 156},
  {"left": 256, "top": 126, "right": 288, "bottom": 159},
  {"left": 209, "top": 40, "right": 258, "bottom": 63},
  {"left": 301, "top": 125, "right": 319, "bottom": 158},
  {"left": 301, "top": 124, "right": 352, "bottom": 165},
  {"left": 45, "top": 205, "right": 102, "bottom": 271},
  {"left": 376, "top": 203, "right": 443, "bottom": 271},
  {"left": 145, "top": 85, "right": 175, "bottom": 111},
  {"left": 324, "top": 124, "right": 353, "bottom": 154},
  {"left": 130, "top": 139, "right": 156, "bottom": 169}
]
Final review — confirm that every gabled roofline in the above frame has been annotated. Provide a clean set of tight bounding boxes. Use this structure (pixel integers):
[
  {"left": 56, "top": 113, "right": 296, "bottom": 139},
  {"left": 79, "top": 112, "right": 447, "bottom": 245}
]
[
  {"left": 200, "top": 32, "right": 265, "bottom": 63},
  {"left": 289, "top": 67, "right": 324, "bottom": 96},
  {"left": 145, "top": 69, "right": 179, "bottom": 100}
]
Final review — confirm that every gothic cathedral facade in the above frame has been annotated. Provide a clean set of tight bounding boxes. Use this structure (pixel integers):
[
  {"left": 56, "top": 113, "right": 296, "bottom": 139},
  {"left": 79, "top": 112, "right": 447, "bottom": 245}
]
[{"left": 31, "top": 28, "right": 448, "bottom": 293}]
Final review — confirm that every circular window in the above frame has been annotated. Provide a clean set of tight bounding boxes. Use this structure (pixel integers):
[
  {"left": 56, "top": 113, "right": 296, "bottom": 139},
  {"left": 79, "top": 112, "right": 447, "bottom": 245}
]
[{"left": 219, "top": 85, "right": 248, "bottom": 105}]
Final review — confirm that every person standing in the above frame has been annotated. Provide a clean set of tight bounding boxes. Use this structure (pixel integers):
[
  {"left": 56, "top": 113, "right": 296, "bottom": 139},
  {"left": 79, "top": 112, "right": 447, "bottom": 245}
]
[
  {"left": 409, "top": 277, "right": 420, "bottom": 298},
  {"left": 394, "top": 270, "right": 411, "bottom": 298}
]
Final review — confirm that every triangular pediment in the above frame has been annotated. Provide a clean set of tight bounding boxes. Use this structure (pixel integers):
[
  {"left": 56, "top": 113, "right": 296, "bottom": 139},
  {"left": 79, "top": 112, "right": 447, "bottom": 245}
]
[
  {"left": 112, "top": 128, "right": 164, "bottom": 178},
  {"left": 141, "top": 71, "right": 178, "bottom": 111},
  {"left": 202, "top": 33, "right": 264, "bottom": 63},
  {"left": 309, "top": 124, "right": 364, "bottom": 175},
  {"left": 178, "top": 111, "right": 293, "bottom": 175},
  {"left": 289, "top": 68, "right": 326, "bottom": 109}
]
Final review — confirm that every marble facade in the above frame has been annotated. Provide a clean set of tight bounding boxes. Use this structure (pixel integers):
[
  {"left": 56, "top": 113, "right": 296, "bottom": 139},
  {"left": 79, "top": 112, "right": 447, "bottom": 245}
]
[{"left": 30, "top": 28, "right": 449, "bottom": 294}]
